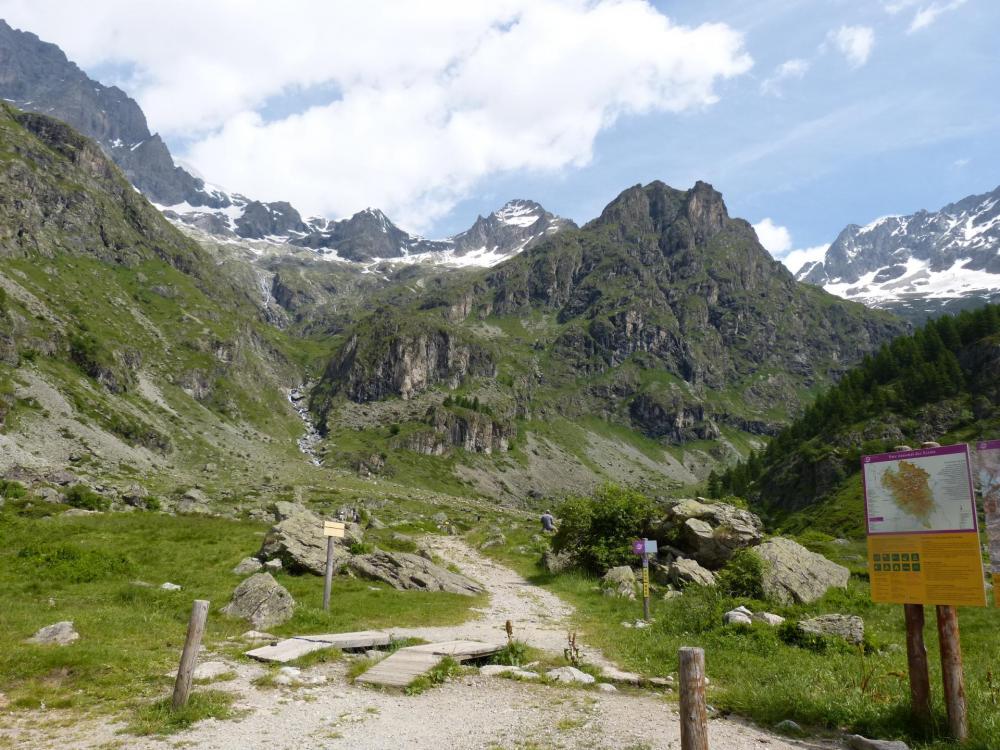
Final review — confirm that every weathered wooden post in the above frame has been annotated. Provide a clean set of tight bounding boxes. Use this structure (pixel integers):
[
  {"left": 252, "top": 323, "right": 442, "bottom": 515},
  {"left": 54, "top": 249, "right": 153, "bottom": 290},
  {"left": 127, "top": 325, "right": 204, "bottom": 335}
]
[
  {"left": 172, "top": 599, "right": 209, "bottom": 710},
  {"left": 903, "top": 603, "right": 932, "bottom": 724},
  {"left": 323, "top": 536, "right": 335, "bottom": 611},
  {"left": 679, "top": 647, "right": 709, "bottom": 750},
  {"left": 937, "top": 604, "right": 968, "bottom": 741},
  {"left": 322, "top": 519, "right": 346, "bottom": 611}
]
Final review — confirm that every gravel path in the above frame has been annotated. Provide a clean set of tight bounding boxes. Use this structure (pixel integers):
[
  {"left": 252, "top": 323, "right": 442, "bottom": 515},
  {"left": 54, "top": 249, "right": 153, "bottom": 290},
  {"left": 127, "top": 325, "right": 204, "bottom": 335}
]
[{"left": 2, "top": 537, "right": 834, "bottom": 750}]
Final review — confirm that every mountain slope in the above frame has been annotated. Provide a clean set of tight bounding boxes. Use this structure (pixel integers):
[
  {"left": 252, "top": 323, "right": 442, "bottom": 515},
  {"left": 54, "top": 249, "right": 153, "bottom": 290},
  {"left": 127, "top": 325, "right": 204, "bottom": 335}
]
[
  {"left": 713, "top": 303, "right": 1000, "bottom": 536},
  {"left": 306, "top": 181, "right": 907, "bottom": 499},
  {"left": 797, "top": 185, "right": 1000, "bottom": 321}
]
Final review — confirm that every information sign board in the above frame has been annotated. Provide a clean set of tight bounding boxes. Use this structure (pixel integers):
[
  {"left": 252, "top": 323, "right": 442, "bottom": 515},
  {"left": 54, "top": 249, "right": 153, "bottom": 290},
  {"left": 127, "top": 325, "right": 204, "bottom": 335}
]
[
  {"left": 324, "top": 520, "right": 346, "bottom": 538},
  {"left": 975, "top": 439, "right": 1000, "bottom": 603},
  {"left": 862, "top": 444, "right": 986, "bottom": 607}
]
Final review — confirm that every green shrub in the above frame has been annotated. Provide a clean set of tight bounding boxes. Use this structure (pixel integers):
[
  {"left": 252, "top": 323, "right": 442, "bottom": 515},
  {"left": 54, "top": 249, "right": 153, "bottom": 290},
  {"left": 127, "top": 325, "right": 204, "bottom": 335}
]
[
  {"left": 1, "top": 479, "right": 27, "bottom": 500},
  {"left": 552, "top": 484, "right": 657, "bottom": 573},
  {"left": 17, "top": 543, "right": 133, "bottom": 583},
  {"left": 64, "top": 483, "right": 109, "bottom": 511},
  {"left": 349, "top": 541, "right": 374, "bottom": 555},
  {"left": 492, "top": 639, "right": 530, "bottom": 667},
  {"left": 716, "top": 549, "right": 766, "bottom": 599}
]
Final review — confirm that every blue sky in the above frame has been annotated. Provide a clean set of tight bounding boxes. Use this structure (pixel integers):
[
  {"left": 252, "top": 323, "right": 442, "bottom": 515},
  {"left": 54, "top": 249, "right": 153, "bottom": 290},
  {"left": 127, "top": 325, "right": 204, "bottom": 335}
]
[{"left": 2, "top": 0, "right": 997, "bottom": 269}]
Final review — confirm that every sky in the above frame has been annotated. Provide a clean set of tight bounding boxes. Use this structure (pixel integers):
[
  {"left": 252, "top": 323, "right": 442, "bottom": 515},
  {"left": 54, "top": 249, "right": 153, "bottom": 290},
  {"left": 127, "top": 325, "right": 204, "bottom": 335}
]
[{"left": 0, "top": 0, "right": 997, "bottom": 272}]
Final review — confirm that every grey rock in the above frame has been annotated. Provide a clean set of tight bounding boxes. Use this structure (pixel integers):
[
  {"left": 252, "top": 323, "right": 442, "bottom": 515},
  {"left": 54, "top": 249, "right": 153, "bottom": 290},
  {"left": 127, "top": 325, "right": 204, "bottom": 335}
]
[
  {"left": 241, "top": 630, "right": 276, "bottom": 641},
  {"left": 264, "top": 558, "right": 283, "bottom": 572},
  {"left": 34, "top": 487, "right": 62, "bottom": 504},
  {"left": 723, "top": 606, "right": 753, "bottom": 626},
  {"left": 775, "top": 719, "right": 804, "bottom": 736},
  {"left": 546, "top": 666, "right": 595, "bottom": 684},
  {"left": 677, "top": 503, "right": 764, "bottom": 568},
  {"left": 62, "top": 508, "right": 98, "bottom": 517},
  {"left": 480, "top": 665, "right": 538, "bottom": 680},
  {"left": 258, "top": 508, "right": 358, "bottom": 575},
  {"left": 233, "top": 557, "right": 263, "bottom": 575},
  {"left": 601, "top": 566, "right": 637, "bottom": 599},
  {"left": 541, "top": 549, "right": 574, "bottom": 574},
  {"left": 160, "top": 582, "right": 182, "bottom": 591},
  {"left": 847, "top": 736, "right": 910, "bottom": 750},
  {"left": 751, "top": 537, "right": 850, "bottom": 604},
  {"left": 48, "top": 470, "right": 78, "bottom": 486},
  {"left": 479, "top": 533, "right": 506, "bottom": 550},
  {"left": 799, "top": 614, "right": 865, "bottom": 645},
  {"left": 222, "top": 573, "right": 295, "bottom": 629},
  {"left": 667, "top": 557, "right": 717, "bottom": 588},
  {"left": 190, "top": 661, "right": 232, "bottom": 681},
  {"left": 596, "top": 682, "right": 617, "bottom": 693},
  {"left": 347, "top": 550, "right": 485, "bottom": 596},
  {"left": 176, "top": 488, "right": 212, "bottom": 515},
  {"left": 27, "top": 621, "right": 79, "bottom": 645},
  {"left": 122, "top": 484, "right": 149, "bottom": 508},
  {"left": 752, "top": 612, "right": 786, "bottom": 627}
]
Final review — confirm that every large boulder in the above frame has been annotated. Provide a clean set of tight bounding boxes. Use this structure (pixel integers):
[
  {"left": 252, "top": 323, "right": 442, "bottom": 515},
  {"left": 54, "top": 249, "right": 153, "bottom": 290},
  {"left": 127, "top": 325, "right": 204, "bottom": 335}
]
[
  {"left": 667, "top": 557, "right": 716, "bottom": 588},
  {"left": 222, "top": 573, "right": 295, "bottom": 629},
  {"left": 347, "top": 551, "right": 485, "bottom": 596},
  {"left": 601, "top": 566, "right": 637, "bottom": 599},
  {"left": 678, "top": 504, "right": 764, "bottom": 569},
  {"left": 750, "top": 537, "right": 849, "bottom": 605},
  {"left": 175, "top": 488, "right": 212, "bottom": 515},
  {"left": 258, "top": 507, "right": 361, "bottom": 575}
]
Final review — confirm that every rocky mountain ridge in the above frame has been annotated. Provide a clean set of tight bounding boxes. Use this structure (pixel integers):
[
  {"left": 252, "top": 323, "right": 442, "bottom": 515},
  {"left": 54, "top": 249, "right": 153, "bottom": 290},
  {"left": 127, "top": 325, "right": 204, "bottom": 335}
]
[
  {"left": 797, "top": 185, "right": 1000, "bottom": 321},
  {"left": 0, "top": 19, "right": 572, "bottom": 266}
]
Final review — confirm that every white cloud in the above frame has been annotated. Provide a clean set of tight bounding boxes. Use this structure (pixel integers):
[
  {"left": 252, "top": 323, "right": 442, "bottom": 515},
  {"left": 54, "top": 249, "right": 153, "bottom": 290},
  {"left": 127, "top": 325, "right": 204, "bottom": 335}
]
[
  {"left": 760, "top": 58, "right": 810, "bottom": 97},
  {"left": 752, "top": 218, "right": 793, "bottom": 256},
  {"left": 781, "top": 244, "right": 829, "bottom": 275},
  {"left": 883, "top": 0, "right": 967, "bottom": 32},
  {"left": 753, "top": 218, "right": 829, "bottom": 275},
  {"left": 908, "top": 0, "right": 968, "bottom": 32},
  {"left": 829, "top": 25, "right": 875, "bottom": 68},
  {"left": 0, "top": 0, "right": 752, "bottom": 230},
  {"left": 953, "top": 157, "right": 970, "bottom": 168}
]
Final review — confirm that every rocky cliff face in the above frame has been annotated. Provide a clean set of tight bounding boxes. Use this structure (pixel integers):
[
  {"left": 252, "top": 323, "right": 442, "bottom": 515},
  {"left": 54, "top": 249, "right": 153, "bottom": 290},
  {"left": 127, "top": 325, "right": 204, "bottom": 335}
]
[{"left": 398, "top": 406, "right": 516, "bottom": 455}]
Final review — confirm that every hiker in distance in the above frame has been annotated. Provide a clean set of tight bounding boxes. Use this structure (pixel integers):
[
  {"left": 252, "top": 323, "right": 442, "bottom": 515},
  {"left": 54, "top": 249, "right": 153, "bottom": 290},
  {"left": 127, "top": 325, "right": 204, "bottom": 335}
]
[{"left": 540, "top": 510, "right": 556, "bottom": 533}]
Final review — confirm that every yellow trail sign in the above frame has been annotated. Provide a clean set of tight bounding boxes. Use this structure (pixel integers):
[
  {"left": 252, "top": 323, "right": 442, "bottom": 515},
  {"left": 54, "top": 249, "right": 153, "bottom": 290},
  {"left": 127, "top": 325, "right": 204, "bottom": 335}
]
[{"left": 324, "top": 521, "right": 346, "bottom": 538}]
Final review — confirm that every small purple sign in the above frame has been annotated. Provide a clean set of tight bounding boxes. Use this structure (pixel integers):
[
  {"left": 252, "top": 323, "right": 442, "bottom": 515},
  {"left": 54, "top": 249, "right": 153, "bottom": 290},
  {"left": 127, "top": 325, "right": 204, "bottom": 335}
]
[
  {"left": 632, "top": 539, "right": 645, "bottom": 555},
  {"left": 978, "top": 439, "right": 1000, "bottom": 451}
]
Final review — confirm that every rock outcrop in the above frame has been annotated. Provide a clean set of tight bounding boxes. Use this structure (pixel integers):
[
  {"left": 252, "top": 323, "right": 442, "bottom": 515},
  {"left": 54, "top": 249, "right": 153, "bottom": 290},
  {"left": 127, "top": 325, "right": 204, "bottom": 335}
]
[
  {"left": 798, "top": 614, "right": 864, "bottom": 644},
  {"left": 26, "top": 621, "right": 79, "bottom": 646},
  {"left": 258, "top": 506, "right": 361, "bottom": 575},
  {"left": 750, "top": 537, "right": 849, "bottom": 604},
  {"left": 656, "top": 499, "right": 764, "bottom": 569},
  {"left": 399, "top": 406, "right": 516, "bottom": 455},
  {"left": 666, "top": 557, "right": 717, "bottom": 588},
  {"left": 601, "top": 566, "right": 637, "bottom": 599},
  {"left": 222, "top": 573, "right": 295, "bottom": 629},
  {"left": 347, "top": 551, "right": 485, "bottom": 595}
]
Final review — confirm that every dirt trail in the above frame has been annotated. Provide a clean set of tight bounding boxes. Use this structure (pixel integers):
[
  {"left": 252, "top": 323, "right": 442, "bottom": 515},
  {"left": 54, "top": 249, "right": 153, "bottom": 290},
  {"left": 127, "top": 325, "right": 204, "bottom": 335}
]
[{"left": 4, "top": 538, "right": 834, "bottom": 750}]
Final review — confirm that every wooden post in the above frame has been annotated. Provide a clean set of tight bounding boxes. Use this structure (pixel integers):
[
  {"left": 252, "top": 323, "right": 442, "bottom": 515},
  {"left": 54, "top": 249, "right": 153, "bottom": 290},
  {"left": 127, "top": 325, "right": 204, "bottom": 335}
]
[
  {"left": 904, "top": 603, "right": 932, "bottom": 724},
  {"left": 936, "top": 605, "right": 968, "bottom": 741},
  {"left": 323, "top": 536, "right": 335, "bottom": 611},
  {"left": 642, "top": 539, "right": 651, "bottom": 622},
  {"left": 679, "top": 647, "right": 709, "bottom": 750},
  {"left": 172, "top": 599, "right": 209, "bottom": 710}
]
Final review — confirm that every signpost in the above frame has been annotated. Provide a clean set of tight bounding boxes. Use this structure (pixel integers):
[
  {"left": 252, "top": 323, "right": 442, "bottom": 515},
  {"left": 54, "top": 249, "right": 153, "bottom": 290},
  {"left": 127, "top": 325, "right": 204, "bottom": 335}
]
[
  {"left": 633, "top": 538, "right": 657, "bottom": 622},
  {"left": 861, "top": 442, "right": 986, "bottom": 740},
  {"left": 974, "top": 440, "right": 1000, "bottom": 601},
  {"left": 323, "top": 520, "right": 346, "bottom": 611}
]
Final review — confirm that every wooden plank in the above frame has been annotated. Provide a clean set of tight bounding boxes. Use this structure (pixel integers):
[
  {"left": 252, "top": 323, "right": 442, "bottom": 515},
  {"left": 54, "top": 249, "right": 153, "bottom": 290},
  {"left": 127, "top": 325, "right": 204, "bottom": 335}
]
[
  {"left": 405, "top": 640, "right": 502, "bottom": 661},
  {"left": 245, "top": 630, "right": 391, "bottom": 663},
  {"left": 356, "top": 650, "right": 443, "bottom": 688}
]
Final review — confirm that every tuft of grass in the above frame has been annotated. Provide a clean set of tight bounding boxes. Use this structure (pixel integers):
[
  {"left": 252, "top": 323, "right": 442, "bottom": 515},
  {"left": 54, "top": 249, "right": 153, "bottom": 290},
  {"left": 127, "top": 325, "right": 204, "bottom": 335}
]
[
  {"left": 404, "top": 656, "right": 463, "bottom": 695},
  {"left": 287, "top": 647, "right": 343, "bottom": 669},
  {"left": 346, "top": 657, "right": 378, "bottom": 682},
  {"left": 126, "top": 690, "right": 237, "bottom": 736}
]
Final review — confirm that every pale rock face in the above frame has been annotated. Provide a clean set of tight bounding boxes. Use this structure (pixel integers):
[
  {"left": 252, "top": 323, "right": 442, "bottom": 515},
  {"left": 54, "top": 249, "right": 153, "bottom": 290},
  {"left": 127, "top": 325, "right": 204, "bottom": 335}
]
[
  {"left": 258, "top": 507, "right": 359, "bottom": 575},
  {"left": 601, "top": 566, "right": 637, "bottom": 599},
  {"left": 751, "top": 537, "right": 849, "bottom": 604},
  {"left": 26, "top": 620, "right": 79, "bottom": 646},
  {"left": 546, "top": 666, "right": 595, "bottom": 684},
  {"left": 798, "top": 614, "right": 864, "bottom": 644},
  {"left": 667, "top": 557, "right": 717, "bottom": 588},
  {"left": 347, "top": 550, "right": 485, "bottom": 596},
  {"left": 233, "top": 557, "right": 263, "bottom": 575},
  {"left": 222, "top": 572, "right": 295, "bottom": 629}
]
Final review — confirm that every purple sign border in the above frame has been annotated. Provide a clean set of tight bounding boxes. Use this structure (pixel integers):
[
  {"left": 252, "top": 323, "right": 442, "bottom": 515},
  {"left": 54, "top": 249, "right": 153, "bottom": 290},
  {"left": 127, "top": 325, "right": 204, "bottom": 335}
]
[
  {"left": 977, "top": 439, "right": 1000, "bottom": 452},
  {"left": 860, "top": 443, "right": 978, "bottom": 536}
]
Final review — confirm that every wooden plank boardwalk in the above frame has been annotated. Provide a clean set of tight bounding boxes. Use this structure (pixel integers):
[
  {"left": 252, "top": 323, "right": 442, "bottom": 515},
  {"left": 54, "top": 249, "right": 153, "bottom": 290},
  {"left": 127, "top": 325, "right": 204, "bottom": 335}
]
[
  {"left": 245, "top": 630, "right": 392, "bottom": 663},
  {"left": 356, "top": 639, "right": 503, "bottom": 689}
]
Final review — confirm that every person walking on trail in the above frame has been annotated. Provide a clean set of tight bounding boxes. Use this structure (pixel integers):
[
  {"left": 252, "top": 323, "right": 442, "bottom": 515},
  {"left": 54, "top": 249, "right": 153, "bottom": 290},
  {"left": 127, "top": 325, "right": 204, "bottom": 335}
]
[{"left": 540, "top": 510, "right": 556, "bottom": 533}]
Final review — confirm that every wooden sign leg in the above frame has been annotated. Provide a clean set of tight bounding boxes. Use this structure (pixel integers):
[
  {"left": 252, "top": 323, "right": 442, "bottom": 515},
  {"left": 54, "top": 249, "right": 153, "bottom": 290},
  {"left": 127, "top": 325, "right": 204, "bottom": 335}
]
[
  {"left": 936, "top": 605, "right": 968, "bottom": 741},
  {"left": 679, "top": 647, "right": 709, "bottom": 750},
  {"left": 323, "top": 536, "right": 335, "bottom": 611},
  {"left": 903, "top": 603, "right": 932, "bottom": 724}
]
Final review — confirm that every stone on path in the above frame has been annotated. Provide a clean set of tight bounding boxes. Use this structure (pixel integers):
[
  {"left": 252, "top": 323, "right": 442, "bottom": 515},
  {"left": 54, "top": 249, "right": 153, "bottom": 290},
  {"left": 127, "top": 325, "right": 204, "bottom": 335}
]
[
  {"left": 222, "top": 572, "right": 295, "bottom": 629},
  {"left": 26, "top": 621, "right": 79, "bottom": 646},
  {"left": 847, "top": 735, "right": 910, "bottom": 750},
  {"left": 596, "top": 682, "right": 617, "bottom": 693},
  {"left": 799, "top": 614, "right": 865, "bottom": 644},
  {"left": 274, "top": 666, "right": 326, "bottom": 687},
  {"left": 185, "top": 661, "right": 232, "bottom": 681},
  {"left": 750, "top": 537, "right": 849, "bottom": 604},
  {"left": 546, "top": 666, "right": 595, "bottom": 684},
  {"left": 233, "top": 557, "right": 263, "bottom": 575},
  {"left": 347, "top": 551, "right": 485, "bottom": 595},
  {"left": 480, "top": 665, "right": 539, "bottom": 680}
]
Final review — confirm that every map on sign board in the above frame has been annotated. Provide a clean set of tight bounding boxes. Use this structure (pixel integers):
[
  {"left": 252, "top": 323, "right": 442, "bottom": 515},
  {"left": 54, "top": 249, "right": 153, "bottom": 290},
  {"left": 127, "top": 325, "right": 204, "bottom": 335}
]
[
  {"left": 862, "top": 445, "right": 977, "bottom": 534},
  {"left": 975, "top": 440, "right": 1000, "bottom": 580}
]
